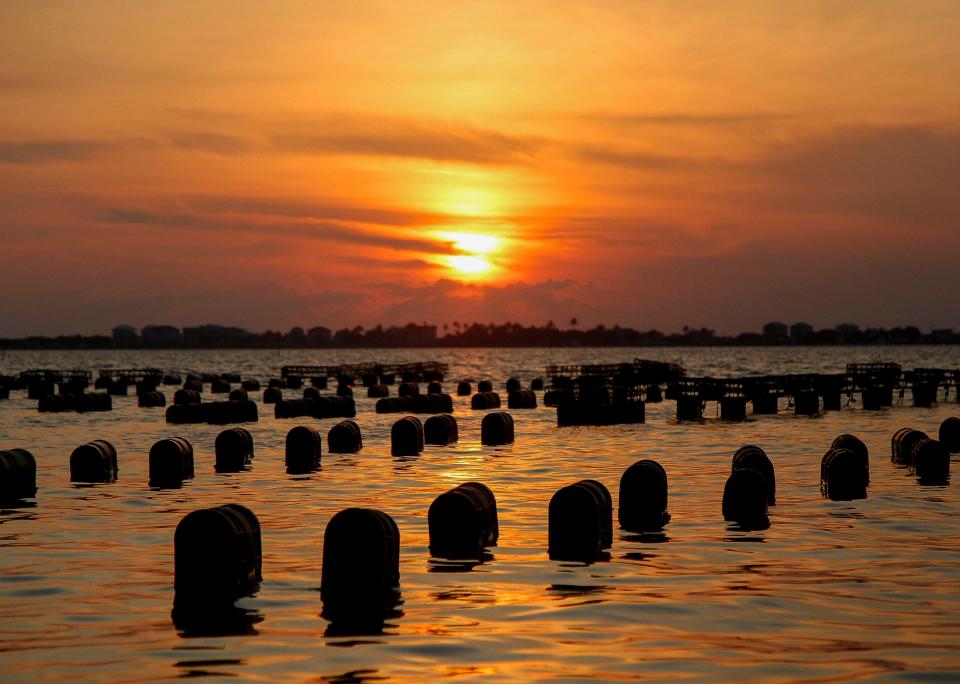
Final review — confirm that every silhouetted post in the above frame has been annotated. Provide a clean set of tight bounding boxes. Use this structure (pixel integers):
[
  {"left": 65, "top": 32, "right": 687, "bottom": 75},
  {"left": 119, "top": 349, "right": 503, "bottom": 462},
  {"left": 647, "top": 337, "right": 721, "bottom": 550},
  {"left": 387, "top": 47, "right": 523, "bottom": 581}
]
[
  {"left": 174, "top": 389, "right": 201, "bottom": 405},
  {"left": 424, "top": 414, "right": 458, "bottom": 445},
  {"left": 478, "top": 380, "right": 493, "bottom": 393},
  {"left": 391, "top": 416, "right": 424, "bottom": 456},
  {"left": 752, "top": 394, "right": 778, "bottom": 415},
  {"left": 285, "top": 426, "right": 322, "bottom": 473},
  {"left": 263, "top": 387, "right": 282, "bottom": 404},
  {"left": 794, "top": 392, "right": 819, "bottom": 416},
  {"left": 507, "top": 389, "right": 537, "bottom": 409},
  {"left": 821, "top": 448, "right": 867, "bottom": 500},
  {"left": 505, "top": 377, "right": 521, "bottom": 393},
  {"left": 321, "top": 508, "right": 401, "bottom": 623},
  {"left": 327, "top": 420, "right": 363, "bottom": 454},
  {"left": 676, "top": 397, "right": 702, "bottom": 420},
  {"left": 618, "top": 460, "right": 670, "bottom": 531},
  {"left": 471, "top": 391, "right": 501, "bottom": 410},
  {"left": 913, "top": 383, "right": 937, "bottom": 408},
  {"left": 732, "top": 445, "right": 776, "bottom": 505},
  {"left": 940, "top": 417, "right": 960, "bottom": 452},
  {"left": 481, "top": 411, "right": 514, "bottom": 446},
  {"left": 531, "top": 377, "right": 544, "bottom": 391},
  {"left": 399, "top": 382, "right": 419, "bottom": 397},
  {"left": 911, "top": 439, "right": 950, "bottom": 484},
  {"left": 830, "top": 434, "right": 869, "bottom": 485},
  {"left": 427, "top": 381, "right": 442, "bottom": 394},
  {"left": 138, "top": 390, "right": 166, "bottom": 407},
  {"left": 149, "top": 437, "right": 194, "bottom": 487},
  {"left": 368, "top": 384, "right": 389, "bottom": 398},
  {"left": 548, "top": 479, "right": 612, "bottom": 561},
  {"left": 241, "top": 379, "right": 260, "bottom": 391},
  {"left": 891, "top": 427, "right": 928, "bottom": 464},
  {"left": 456, "top": 381, "right": 472, "bottom": 396},
  {"left": 70, "top": 440, "right": 118, "bottom": 483},
  {"left": 722, "top": 469, "right": 770, "bottom": 530},
  {"left": 174, "top": 504, "right": 262, "bottom": 609},
  {"left": 428, "top": 482, "right": 498, "bottom": 558},
  {"left": 720, "top": 397, "right": 747, "bottom": 421},
  {"left": 214, "top": 427, "right": 254, "bottom": 472},
  {"left": 0, "top": 448, "right": 37, "bottom": 502}
]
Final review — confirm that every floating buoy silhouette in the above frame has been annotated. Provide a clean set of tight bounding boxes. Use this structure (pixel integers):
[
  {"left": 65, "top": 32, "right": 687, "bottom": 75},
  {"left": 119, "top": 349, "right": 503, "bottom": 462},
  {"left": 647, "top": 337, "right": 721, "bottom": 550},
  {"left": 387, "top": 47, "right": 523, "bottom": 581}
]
[
  {"left": 548, "top": 479, "right": 612, "bottom": 561},
  {"left": 722, "top": 468, "right": 770, "bottom": 530},
  {"left": 70, "top": 440, "right": 118, "bottom": 483},
  {"left": 391, "top": 416, "right": 424, "bottom": 456},
  {"left": 285, "top": 426, "right": 322, "bottom": 473},
  {"left": 174, "top": 503, "right": 262, "bottom": 608},
  {"left": 428, "top": 482, "right": 498, "bottom": 558},
  {"left": 0, "top": 448, "right": 37, "bottom": 502},
  {"left": 732, "top": 445, "right": 776, "bottom": 505},
  {"left": 320, "top": 508, "right": 401, "bottom": 623},
  {"left": 618, "top": 460, "right": 670, "bottom": 531},
  {"left": 214, "top": 427, "right": 254, "bottom": 472},
  {"left": 424, "top": 414, "right": 458, "bottom": 445},
  {"left": 481, "top": 411, "right": 514, "bottom": 446},
  {"left": 327, "top": 420, "right": 363, "bottom": 454},
  {"left": 149, "top": 437, "right": 194, "bottom": 487}
]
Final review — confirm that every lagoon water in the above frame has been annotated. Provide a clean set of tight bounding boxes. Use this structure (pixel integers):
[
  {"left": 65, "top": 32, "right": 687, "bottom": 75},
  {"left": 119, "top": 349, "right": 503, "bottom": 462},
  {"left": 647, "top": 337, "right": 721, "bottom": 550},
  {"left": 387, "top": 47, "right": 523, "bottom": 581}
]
[{"left": 1, "top": 346, "right": 958, "bottom": 682}]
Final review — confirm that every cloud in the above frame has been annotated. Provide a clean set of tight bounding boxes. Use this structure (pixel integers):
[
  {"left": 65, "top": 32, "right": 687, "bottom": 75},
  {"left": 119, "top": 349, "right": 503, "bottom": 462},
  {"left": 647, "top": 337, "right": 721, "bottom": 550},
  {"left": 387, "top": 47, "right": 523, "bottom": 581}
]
[
  {"left": 0, "top": 140, "right": 114, "bottom": 164},
  {"left": 99, "top": 204, "right": 455, "bottom": 255},
  {"left": 754, "top": 125, "right": 960, "bottom": 227},
  {"left": 272, "top": 117, "right": 547, "bottom": 165}
]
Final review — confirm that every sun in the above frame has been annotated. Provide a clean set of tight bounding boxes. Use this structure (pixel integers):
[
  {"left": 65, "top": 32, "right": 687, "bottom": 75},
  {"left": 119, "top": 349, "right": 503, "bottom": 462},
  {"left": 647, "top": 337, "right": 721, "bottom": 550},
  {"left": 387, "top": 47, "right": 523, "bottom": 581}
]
[{"left": 436, "top": 230, "right": 503, "bottom": 280}]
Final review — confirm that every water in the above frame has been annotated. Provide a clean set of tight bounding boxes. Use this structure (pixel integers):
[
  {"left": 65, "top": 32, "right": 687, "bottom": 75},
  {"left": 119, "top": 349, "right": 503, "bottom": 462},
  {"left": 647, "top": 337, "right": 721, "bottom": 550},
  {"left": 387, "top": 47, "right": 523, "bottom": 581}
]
[{"left": 1, "top": 346, "right": 958, "bottom": 682}]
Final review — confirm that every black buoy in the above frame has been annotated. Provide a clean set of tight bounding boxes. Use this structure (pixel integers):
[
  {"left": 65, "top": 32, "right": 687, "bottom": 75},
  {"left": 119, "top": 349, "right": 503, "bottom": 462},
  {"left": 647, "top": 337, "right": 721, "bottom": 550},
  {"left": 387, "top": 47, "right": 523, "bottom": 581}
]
[
  {"left": 732, "top": 445, "right": 776, "bottom": 505},
  {"left": 507, "top": 390, "right": 537, "bottom": 409},
  {"left": 722, "top": 468, "right": 770, "bottom": 530},
  {"left": 228, "top": 388, "right": 248, "bottom": 402},
  {"left": 320, "top": 508, "right": 400, "bottom": 623},
  {"left": 548, "top": 479, "right": 613, "bottom": 561},
  {"left": 391, "top": 416, "right": 424, "bottom": 456},
  {"left": 424, "top": 414, "right": 458, "bottom": 445},
  {"left": 505, "top": 377, "right": 521, "bottom": 393},
  {"left": 149, "top": 437, "right": 194, "bottom": 487},
  {"left": 336, "top": 384, "right": 353, "bottom": 398},
  {"left": 0, "top": 448, "right": 37, "bottom": 502},
  {"left": 210, "top": 379, "right": 231, "bottom": 394},
  {"left": 531, "top": 377, "right": 544, "bottom": 391},
  {"left": 939, "top": 417, "right": 960, "bottom": 453},
  {"left": 911, "top": 438, "right": 950, "bottom": 484},
  {"left": 285, "top": 426, "right": 322, "bottom": 473},
  {"left": 830, "top": 434, "right": 869, "bottom": 484},
  {"left": 399, "top": 382, "right": 419, "bottom": 397},
  {"left": 618, "top": 460, "right": 670, "bottom": 531},
  {"left": 427, "top": 381, "right": 442, "bottom": 394},
  {"left": 174, "top": 503, "right": 262, "bottom": 608},
  {"left": 311, "top": 376, "right": 328, "bottom": 389},
  {"left": 241, "top": 379, "right": 260, "bottom": 392},
  {"left": 481, "top": 411, "right": 514, "bottom": 446},
  {"left": 471, "top": 391, "right": 501, "bottom": 410},
  {"left": 912, "top": 383, "right": 937, "bottom": 408},
  {"left": 477, "top": 380, "right": 493, "bottom": 393},
  {"left": 287, "top": 376, "right": 303, "bottom": 390},
  {"left": 174, "top": 389, "right": 201, "bottom": 405},
  {"left": 70, "top": 439, "right": 118, "bottom": 482},
  {"left": 327, "top": 420, "right": 363, "bottom": 454},
  {"left": 457, "top": 381, "right": 472, "bottom": 396},
  {"left": 165, "top": 403, "right": 208, "bottom": 424},
  {"left": 820, "top": 448, "right": 867, "bottom": 500},
  {"left": 206, "top": 399, "right": 258, "bottom": 425},
  {"left": 428, "top": 482, "right": 498, "bottom": 558},
  {"left": 368, "top": 384, "right": 389, "bottom": 398},
  {"left": 138, "top": 391, "right": 166, "bottom": 407},
  {"left": 891, "top": 427, "right": 928, "bottom": 464},
  {"left": 263, "top": 387, "right": 282, "bottom": 404},
  {"left": 215, "top": 427, "right": 254, "bottom": 472}
]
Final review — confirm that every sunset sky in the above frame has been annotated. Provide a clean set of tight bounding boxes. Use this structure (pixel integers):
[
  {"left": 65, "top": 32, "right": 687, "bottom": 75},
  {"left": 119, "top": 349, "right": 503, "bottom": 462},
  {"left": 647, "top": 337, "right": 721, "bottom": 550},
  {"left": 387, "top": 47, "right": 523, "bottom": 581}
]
[{"left": 1, "top": 1, "right": 958, "bottom": 336}]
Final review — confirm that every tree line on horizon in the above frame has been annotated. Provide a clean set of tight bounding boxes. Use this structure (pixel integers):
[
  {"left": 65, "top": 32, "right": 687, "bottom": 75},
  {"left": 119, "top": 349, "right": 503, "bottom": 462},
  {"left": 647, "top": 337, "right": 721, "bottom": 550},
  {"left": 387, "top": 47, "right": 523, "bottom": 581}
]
[{"left": 1, "top": 319, "right": 957, "bottom": 350}]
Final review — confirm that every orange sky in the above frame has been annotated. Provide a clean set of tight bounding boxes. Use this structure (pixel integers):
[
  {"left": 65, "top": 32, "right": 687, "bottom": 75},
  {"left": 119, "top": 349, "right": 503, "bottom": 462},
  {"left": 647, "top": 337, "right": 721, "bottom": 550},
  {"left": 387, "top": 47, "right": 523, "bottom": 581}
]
[{"left": 1, "top": 1, "right": 958, "bottom": 336}]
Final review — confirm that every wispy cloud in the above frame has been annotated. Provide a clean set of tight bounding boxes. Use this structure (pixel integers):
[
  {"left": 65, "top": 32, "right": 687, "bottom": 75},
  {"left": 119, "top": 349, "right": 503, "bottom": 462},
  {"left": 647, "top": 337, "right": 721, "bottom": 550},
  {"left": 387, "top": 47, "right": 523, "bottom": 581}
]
[{"left": 0, "top": 140, "right": 114, "bottom": 164}]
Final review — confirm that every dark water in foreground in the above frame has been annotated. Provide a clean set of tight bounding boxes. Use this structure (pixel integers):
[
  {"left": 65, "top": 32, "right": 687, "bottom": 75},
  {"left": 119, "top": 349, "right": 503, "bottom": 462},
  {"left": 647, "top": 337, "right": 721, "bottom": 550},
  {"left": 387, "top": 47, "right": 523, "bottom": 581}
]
[{"left": 0, "top": 346, "right": 958, "bottom": 682}]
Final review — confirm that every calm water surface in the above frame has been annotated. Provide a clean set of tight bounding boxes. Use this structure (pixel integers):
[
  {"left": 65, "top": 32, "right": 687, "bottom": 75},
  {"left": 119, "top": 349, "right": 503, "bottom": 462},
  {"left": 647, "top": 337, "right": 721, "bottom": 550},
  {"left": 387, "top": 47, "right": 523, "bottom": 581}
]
[{"left": 0, "top": 346, "right": 958, "bottom": 682}]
